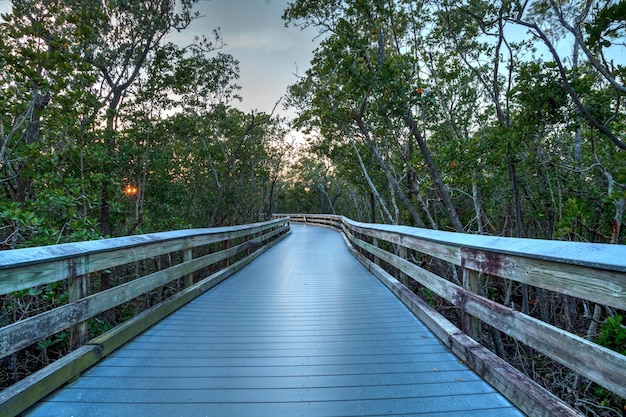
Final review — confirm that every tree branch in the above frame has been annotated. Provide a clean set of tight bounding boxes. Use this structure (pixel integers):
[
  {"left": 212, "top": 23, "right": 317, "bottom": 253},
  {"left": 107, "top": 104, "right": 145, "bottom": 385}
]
[
  {"left": 548, "top": 0, "right": 626, "bottom": 94},
  {"left": 513, "top": 18, "right": 626, "bottom": 150}
]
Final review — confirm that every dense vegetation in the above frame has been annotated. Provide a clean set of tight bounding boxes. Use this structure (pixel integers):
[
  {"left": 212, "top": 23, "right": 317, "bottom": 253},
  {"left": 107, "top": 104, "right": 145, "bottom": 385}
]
[
  {"left": 283, "top": 0, "right": 626, "bottom": 245},
  {"left": 1, "top": 0, "right": 624, "bottom": 415},
  {"left": 0, "top": 0, "right": 296, "bottom": 394},
  {"left": 0, "top": 0, "right": 294, "bottom": 250},
  {"left": 280, "top": 0, "right": 625, "bottom": 415}
]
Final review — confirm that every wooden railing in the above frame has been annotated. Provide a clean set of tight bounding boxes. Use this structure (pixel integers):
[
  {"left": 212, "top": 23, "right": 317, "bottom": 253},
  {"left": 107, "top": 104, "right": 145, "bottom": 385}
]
[
  {"left": 279, "top": 214, "right": 626, "bottom": 417},
  {"left": 0, "top": 218, "right": 290, "bottom": 417}
]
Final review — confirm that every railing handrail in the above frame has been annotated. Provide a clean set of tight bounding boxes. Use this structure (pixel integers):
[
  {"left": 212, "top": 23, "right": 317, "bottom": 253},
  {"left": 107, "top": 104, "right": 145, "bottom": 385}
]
[
  {"left": 277, "top": 214, "right": 626, "bottom": 416},
  {"left": 277, "top": 214, "right": 625, "bottom": 310},
  {"left": 346, "top": 219, "right": 626, "bottom": 272},
  {"left": 0, "top": 222, "right": 279, "bottom": 269},
  {"left": 0, "top": 218, "right": 290, "bottom": 417},
  {"left": 0, "top": 219, "right": 288, "bottom": 296},
  {"left": 277, "top": 214, "right": 626, "bottom": 272}
]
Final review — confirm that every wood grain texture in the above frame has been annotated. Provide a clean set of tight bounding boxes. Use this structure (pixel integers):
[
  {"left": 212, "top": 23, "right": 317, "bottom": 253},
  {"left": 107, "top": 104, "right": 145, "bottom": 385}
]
[
  {"left": 344, "top": 221, "right": 625, "bottom": 310},
  {"left": 24, "top": 225, "right": 522, "bottom": 417},
  {"left": 2, "top": 230, "right": 290, "bottom": 417},
  {"left": 0, "top": 219, "right": 288, "bottom": 295},
  {"left": 285, "top": 215, "right": 626, "bottom": 403}
]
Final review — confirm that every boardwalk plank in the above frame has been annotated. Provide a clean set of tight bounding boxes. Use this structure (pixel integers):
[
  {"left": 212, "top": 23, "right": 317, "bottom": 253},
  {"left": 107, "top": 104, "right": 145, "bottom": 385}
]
[
  {"left": 42, "top": 382, "right": 502, "bottom": 403},
  {"left": 107, "top": 345, "right": 448, "bottom": 358},
  {"left": 24, "top": 399, "right": 520, "bottom": 417},
  {"left": 65, "top": 372, "right": 484, "bottom": 390},
  {"left": 24, "top": 224, "right": 523, "bottom": 417},
  {"left": 99, "top": 352, "right": 461, "bottom": 368},
  {"left": 80, "top": 361, "right": 471, "bottom": 378}
]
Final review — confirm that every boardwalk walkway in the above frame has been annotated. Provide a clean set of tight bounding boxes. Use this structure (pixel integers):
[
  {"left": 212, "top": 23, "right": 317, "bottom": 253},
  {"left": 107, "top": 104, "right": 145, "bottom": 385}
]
[{"left": 24, "top": 224, "right": 523, "bottom": 417}]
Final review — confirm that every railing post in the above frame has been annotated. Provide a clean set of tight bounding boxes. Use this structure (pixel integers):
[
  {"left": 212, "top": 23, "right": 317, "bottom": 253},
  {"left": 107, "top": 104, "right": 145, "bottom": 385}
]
[
  {"left": 69, "top": 273, "right": 90, "bottom": 350},
  {"left": 463, "top": 268, "right": 481, "bottom": 342},
  {"left": 397, "top": 245, "right": 408, "bottom": 286},
  {"left": 223, "top": 239, "right": 231, "bottom": 267},
  {"left": 372, "top": 237, "right": 380, "bottom": 266},
  {"left": 248, "top": 231, "right": 259, "bottom": 255},
  {"left": 184, "top": 249, "right": 193, "bottom": 287},
  {"left": 362, "top": 233, "right": 369, "bottom": 259}
]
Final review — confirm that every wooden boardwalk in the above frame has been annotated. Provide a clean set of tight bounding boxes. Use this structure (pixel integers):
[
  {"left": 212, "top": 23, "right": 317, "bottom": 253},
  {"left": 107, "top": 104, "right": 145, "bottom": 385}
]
[{"left": 24, "top": 224, "right": 523, "bottom": 417}]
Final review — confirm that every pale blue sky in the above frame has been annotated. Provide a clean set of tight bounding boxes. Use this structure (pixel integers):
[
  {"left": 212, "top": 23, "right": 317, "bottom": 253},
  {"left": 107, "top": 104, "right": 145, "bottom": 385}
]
[{"left": 170, "top": 0, "right": 320, "bottom": 117}]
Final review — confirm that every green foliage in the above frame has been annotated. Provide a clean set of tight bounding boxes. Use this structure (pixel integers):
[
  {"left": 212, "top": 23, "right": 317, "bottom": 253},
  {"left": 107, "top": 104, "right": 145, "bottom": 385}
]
[
  {"left": 420, "top": 287, "right": 439, "bottom": 308},
  {"left": 510, "top": 62, "right": 568, "bottom": 126},
  {"left": 586, "top": 1, "right": 626, "bottom": 50},
  {"left": 35, "top": 331, "right": 69, "bottom": 365},
  {"left": 593, "top": 315, "right": 626, "bottom": 409},
  {"left": 555, "top": 198, "right": 590, "bottom": 240},
  {"left": 88, "top": 318, "right": 114, "bottom": 337},
  {"left": 36, "top": 331, "right": 68, "bottom": 352},
  {"left": 595, "top": 315, "right": 626, "bottom": 355},
  {"left": 0, "top": 0, "right": 289, "bottom": 247}
]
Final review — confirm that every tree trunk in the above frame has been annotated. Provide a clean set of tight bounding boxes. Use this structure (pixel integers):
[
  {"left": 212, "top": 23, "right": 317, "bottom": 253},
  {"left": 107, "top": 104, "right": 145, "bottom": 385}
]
[
  {"left": 351, "top": 110, "right": 426, "bottom": 227},
  {"left": 508, "top": 156, "right": 529, "bottom": 314},
  {"left": 472, "top": 178, "right": 483, "bottom": 234},
  {"left": 404, "top": 112, "right": 464, "bottom": 232},
  {"left": 348, "top": 134, "right": 394, "bottom": 224}
]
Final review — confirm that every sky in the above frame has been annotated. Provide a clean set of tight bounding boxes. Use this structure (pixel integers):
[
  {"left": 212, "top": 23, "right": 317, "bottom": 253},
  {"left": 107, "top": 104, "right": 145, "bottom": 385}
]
[
  {"left": 168, "top": 0, "right": 320, "bottom": 118},
  {"left": 0, "top": 0, "right": 320, "bottom": 119}
]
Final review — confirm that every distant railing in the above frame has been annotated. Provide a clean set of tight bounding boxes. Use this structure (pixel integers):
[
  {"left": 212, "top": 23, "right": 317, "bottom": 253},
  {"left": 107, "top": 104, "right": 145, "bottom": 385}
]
[
  {"left": 278, "top": 214, "right": 626, "bottom": 417},
  {"left": 0, "top": 218, "right": 290, "bottom": 417}
]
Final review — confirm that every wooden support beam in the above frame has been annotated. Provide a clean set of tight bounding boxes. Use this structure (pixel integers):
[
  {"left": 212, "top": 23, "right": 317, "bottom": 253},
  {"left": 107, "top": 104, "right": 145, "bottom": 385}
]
[{"left": 68, "top": 273, "right": 90, "bottom": 350}]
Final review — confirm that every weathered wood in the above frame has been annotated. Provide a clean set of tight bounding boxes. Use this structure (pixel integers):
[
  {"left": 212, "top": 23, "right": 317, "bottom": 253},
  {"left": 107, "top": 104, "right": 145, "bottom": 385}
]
[
  {"left": 464, "top": 268, "right": 481, "bottom": 341},
  {"left": 340, "top": 218, "right": 626, "bottom": 310},
  {"left": 0, "top": 238, "right": 268, "bottom": 359},
  {"left": 344, "top": 241, "right": 582, "bottom": 417},
  {"left": 0, "top": 219, "right": 287, "bottom": 295},
  {"left": 460, "top": 248, "right": 626, "bottom": 311},
  {"left": 22, "top": 225, "right": 523, "bottom": 417},
  {"left": 340, "top": 216, "right": 626, "bottom": 270},
  {"left": 88, "top": 232, "right": 286, "bottom": 358},
  {"left": 68, "top": 273, "right": 90, "bottom": 350},
  {"left": 0, "top": 345, "right": 102, "bottom": 417},
  {"left": 5, "top": 213, "right": 624, "bottom": 415},
  {"left": 371, "top": 237, "right": 380, "bottom": 266},
  {"left": 348, "top": 234, "right": 451, "bottom": 296},
  {"left": 183, "top": 249, "right": 193, "bottom": 287},
  {"left": 0, "top": 227, "right": 291, "bottom": 417},
  {"left": 350, "top": 225, "right": 463, "bottom": 265},
  {"left": 0, "top": 221, "right": 289, "bottom": 359},
  {"left": 291, "top": 215, "right": 626, "bottom": 405},
  {"left": 0, "top": 259, "right": 85, "bottom": 298},
  {"left": 397, "top": 245, "right": 408, "bottom": 286},
  {"left": 457, "top": 288, "right": 626, "bottom": 399},
  {"left": 346, "top": 224, "right": 626, "bottom": 400}
]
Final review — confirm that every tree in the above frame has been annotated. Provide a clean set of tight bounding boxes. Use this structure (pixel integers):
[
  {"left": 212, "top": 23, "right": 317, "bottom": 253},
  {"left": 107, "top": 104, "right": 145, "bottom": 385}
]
[
  {"left": 283, "top": 2, "right": 625, "bottom": 412},
  {"left": 288, "top": 1, "right": 488, "bottom": 230},
  {"left": 512, "top": 0, "right": 626, "bottom": 150},
  {"left": 77, "top": 0, "right": 208, "bottom": 237},
  {"left": 1, "top": 0, "right": 102, "bottom": 248}
]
